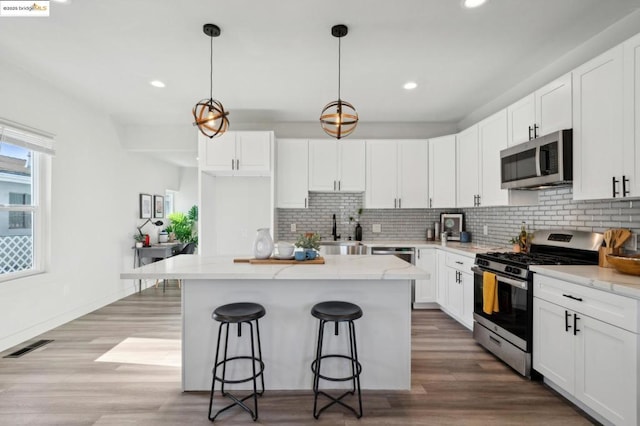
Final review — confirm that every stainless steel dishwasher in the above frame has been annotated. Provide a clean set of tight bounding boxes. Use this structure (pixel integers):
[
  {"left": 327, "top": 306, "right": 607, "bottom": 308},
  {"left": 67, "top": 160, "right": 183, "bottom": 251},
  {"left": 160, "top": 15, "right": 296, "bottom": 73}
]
[{"left": 370, "top": 246, "right": 416, "bottom": 304}]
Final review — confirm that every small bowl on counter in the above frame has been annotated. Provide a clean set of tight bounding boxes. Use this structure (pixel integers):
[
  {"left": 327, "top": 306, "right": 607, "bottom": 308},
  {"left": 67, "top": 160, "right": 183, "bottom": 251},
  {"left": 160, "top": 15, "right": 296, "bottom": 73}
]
[{"left": 606, "top": 253, "right": 640, "bottom": 276}]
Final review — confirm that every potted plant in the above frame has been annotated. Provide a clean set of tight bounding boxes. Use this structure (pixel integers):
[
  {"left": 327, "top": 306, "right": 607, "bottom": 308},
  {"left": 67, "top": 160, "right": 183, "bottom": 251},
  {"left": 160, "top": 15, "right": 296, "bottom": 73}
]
[
  {"left": 133, "top": 233, "right": 145, "bottom": 248},
  {"left": 165, "top": 205, "right": 199, "bottom": 248},
  {"left": 295, "top": 233, "right": 321, "bottom": 259},
  {"left": 509, "top": 237, "right": 521, "bottom": 253}
]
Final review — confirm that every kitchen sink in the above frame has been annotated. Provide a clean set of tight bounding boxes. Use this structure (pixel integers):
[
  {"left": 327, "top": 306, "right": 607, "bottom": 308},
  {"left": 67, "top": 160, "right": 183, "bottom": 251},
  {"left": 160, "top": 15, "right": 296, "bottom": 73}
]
[{"left": 319, "top": 241, "right": 368, "bottom": 255}]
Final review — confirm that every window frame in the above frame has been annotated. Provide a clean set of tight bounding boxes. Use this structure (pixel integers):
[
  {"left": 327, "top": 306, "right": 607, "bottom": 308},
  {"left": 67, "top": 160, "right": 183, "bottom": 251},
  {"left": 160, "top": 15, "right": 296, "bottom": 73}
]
[{"left": 0, "top": 121, "right": 53, "bottom": 282}]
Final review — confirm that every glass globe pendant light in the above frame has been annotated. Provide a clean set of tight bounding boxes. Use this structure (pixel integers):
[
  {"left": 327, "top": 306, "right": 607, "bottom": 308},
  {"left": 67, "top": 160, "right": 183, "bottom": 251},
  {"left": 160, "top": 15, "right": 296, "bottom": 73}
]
[
  {"left": 193, "top": 24, "right": 229, "bottom": 139},
  {"left": 320, "top": 24, "right": 358, "bottom": 139}
]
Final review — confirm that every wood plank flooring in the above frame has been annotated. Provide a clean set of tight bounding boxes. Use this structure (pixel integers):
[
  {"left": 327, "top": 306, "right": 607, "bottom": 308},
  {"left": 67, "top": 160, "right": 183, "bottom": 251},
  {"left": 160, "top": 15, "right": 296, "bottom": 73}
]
[{"left": 0, "top": 285, "right": 596, "bottom": 425}]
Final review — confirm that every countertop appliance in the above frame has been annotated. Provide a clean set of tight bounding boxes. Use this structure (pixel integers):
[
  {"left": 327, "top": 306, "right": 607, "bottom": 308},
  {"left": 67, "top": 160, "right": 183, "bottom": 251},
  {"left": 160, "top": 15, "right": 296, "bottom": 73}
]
[
  {"left": 371, "top": 246, "right": 417, "bottom": 304},
  {"left": 500, "top": 129, "right": 572, "bottom": 190},
  {"left": 472, "top": 229, "right": 602, "bottom": 377}
]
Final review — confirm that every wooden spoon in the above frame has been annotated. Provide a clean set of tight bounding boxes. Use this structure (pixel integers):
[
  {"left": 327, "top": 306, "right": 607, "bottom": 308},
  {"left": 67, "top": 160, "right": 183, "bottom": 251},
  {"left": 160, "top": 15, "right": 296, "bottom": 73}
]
[{"left": 614, "top": 229, "right": 632, "bottom": 248}]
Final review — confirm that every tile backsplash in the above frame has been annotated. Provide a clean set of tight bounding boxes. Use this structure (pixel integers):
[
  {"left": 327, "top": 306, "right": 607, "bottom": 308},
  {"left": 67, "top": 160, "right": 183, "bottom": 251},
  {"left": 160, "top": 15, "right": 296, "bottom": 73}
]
[{"left": 276, "top": 188, "right": 640, "bottom": 250}]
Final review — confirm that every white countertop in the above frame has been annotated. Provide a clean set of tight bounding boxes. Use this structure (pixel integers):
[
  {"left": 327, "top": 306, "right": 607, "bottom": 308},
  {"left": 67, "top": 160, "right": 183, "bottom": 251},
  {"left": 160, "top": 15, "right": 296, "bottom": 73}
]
[
  {"left": 531, "top": 265, "right": 640, "bottom": 300},
  {"left": 121, "top": 254, "right": 428, "bottom": 281}
]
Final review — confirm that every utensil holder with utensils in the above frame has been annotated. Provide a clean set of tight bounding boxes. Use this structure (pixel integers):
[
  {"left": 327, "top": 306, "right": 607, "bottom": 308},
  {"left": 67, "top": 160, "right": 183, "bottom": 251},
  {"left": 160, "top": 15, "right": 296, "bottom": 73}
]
[{"left": 599, "top": 228, "right": 632, "bottom": 268}]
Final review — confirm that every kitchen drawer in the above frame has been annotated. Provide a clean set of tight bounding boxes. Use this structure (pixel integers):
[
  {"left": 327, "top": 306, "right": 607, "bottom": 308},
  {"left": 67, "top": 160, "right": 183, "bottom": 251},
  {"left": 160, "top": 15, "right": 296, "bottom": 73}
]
[
  {"left": 445, "top": 252, "right": 474, "bottom": 272},
  {"left": 533, "top": 274, "right": 639, "bottom": 333}
]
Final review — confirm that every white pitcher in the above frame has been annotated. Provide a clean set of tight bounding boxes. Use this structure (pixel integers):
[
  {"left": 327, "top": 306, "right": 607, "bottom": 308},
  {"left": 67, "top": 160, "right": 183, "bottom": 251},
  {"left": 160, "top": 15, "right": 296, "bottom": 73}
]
[{"left": 253, "top": 228, "right": 274, "bottom": 259}]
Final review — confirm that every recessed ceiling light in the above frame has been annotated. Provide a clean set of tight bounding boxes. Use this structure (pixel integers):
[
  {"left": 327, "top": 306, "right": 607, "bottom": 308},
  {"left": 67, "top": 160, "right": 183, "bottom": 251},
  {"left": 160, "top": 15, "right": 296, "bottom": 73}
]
[
  {"left": 464, "top": 0, "right": 487, "bottom": 8},
  {"left": 403, "top": 81, "right": 418, "bottom": 90},
  {"left": 150, "top": 80, "right": 165, "bottom": 88}
]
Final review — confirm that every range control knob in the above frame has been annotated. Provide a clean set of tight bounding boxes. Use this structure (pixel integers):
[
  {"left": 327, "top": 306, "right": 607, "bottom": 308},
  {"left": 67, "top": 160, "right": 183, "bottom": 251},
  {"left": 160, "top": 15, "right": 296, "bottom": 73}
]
[{"left": 511, "top": 267, "right": 521, "bottom": 275}]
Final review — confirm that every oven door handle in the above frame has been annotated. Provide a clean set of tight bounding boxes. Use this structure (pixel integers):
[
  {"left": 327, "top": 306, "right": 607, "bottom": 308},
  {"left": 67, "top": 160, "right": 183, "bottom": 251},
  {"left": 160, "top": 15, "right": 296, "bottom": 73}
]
[{"left": 472, "top": 267, "right": 528, "bottom": 290}]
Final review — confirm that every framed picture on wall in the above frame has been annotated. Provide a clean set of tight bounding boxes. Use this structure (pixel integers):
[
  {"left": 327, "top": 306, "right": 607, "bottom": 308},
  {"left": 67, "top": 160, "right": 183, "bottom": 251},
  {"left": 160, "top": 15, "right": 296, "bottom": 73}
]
[
  {"left": 440, "top": 212, "right": 464, "bottom": 241},
  {"left": 140, "top": 194, "right": 152, "bottom": 219},
  {"left": 154, "top": 195, "right": 164, "bottom": 218}
]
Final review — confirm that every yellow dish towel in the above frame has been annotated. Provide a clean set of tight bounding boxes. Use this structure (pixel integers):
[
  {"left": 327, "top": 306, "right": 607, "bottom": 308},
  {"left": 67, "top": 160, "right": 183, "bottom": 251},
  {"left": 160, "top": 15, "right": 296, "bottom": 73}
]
[{"left": 483, "top": 271, "right": 500, "bottom": 315}]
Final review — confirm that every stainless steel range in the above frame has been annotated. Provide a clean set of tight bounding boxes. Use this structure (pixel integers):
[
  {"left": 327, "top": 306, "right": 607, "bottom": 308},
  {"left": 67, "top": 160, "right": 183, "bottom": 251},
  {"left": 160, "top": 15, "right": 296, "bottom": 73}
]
[{"left": 472, "top": 230, "right": 603, "bottom": 377}]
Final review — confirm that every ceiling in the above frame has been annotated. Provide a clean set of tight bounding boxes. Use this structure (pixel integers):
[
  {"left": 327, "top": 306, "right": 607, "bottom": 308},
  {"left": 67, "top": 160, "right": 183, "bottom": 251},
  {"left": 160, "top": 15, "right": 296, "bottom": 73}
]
[{"left": 2, "top": 0, "right": 640, "bottom": 166}]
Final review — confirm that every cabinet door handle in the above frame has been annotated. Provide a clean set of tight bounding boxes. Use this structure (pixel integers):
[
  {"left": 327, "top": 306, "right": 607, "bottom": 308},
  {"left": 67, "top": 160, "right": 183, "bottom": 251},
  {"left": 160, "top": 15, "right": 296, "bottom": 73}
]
[
  {"left": 573, "top": 314, "right": 580, "bottom": 335},
  {"left": 394, "top": 198, "right": 397, "bottom": 208},
  {"left": 231, "top": 159, "right": 235, "bottom": 170},
  {"left": 333, "top": 180, "right": 336, "bottom": 191},
  {"left": 304, "top": 198, "right": 307, "bottom": 208},
  {"left": 398, "top": 198, "right": 402, "bottom": 208},
  {"left": 528, "top": 126, "right": 533, "bottom": 141},
  {"left": 455, "top": 261, "right": 463, "bottom": 265},
  {"left": 338, "top": 180, "right": 341, "bottom": 191},
  {"left": 534, "top": 124, "right": 539, "bottom": 138},
  {"left": 236, "top": 159, "right": 239, "bottom": 170},
  {"left": 612, "top": 176, "right": 620, "bottom": 197},
  {"left": 476, "top": 194, "right": 481, "bottom": 206},
  {"left": 562, "top": 294, "right": 583, "bottom": 302},
  {"left": 623, "top": 175, "right": 630, "bottom": 197},
  {"left": 429, "top": 198, "right": 433, "bottom": 208},
  {"left": 565, "top": 310, "right": 572, "bottom": 332}
]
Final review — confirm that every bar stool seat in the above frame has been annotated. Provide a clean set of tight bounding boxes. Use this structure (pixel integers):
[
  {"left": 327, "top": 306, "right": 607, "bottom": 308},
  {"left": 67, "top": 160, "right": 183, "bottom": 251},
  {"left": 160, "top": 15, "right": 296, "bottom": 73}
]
[
  {"left": 208, "top": 302, "right": 265, "bottom": 422},
  {"left": 310, "top": 301, "right": 363, "bottom": 419}
]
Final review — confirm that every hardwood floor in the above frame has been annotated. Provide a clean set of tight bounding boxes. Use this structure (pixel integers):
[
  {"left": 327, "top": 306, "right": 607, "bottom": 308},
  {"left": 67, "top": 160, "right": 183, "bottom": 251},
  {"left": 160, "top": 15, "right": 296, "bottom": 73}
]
[{"left": 0, "top": 285, "right": 595, "bottom": 425}]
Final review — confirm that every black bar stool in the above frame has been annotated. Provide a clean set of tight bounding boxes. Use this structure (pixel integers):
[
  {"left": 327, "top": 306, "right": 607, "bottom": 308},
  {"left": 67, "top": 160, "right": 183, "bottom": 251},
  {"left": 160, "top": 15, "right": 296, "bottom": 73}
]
[
  {"left": 208, "top": 302, "right": 265, "bottom": 422},
  {"left": 310, "top": 301, "right": 363, "bottom": 419}
]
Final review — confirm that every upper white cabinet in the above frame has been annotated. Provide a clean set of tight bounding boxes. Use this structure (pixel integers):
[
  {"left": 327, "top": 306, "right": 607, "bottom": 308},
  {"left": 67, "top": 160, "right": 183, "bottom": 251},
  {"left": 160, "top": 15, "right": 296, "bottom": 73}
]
[
  {"left": 366, "top": 140, "right": 429, "bottom": 209},
  {"left": 623, "top": 32, "right": 640, "bottom": 198},
  {"left": 199, "top": 131, "right": 272, "bottom": 176},
  {"left": 572, "top": 45, "right": 625, "bottom": 200},
  {"left": 428, "top": 135, "right": 456, "bottom": 208},
  {"left": 507, "top": 73, "right": 572, "bottom": 146},
  {"left": 457, "top": 110, "right": 509, "bottom": 208},
  {"left": 456, "top": 125, "right": 479, "bottom": 208},
  {"left": 276, "top": 139, "right": 308, "bottom": 208},
  {"left": 308, "top": 139, "right": 365, "bottom": 192}
]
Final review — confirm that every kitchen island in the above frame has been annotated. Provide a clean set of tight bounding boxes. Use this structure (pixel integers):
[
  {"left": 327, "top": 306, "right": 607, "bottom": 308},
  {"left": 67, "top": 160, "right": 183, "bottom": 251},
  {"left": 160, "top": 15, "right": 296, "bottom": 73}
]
[{"left": 120, "top": 254, "right": 427, "bottom": 391}]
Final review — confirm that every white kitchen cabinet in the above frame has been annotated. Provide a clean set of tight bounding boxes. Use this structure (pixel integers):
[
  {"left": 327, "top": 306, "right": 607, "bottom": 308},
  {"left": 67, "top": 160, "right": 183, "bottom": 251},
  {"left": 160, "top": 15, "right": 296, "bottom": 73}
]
[
  {"left": 199, "top": 131, "right": 272, "bottom": 176},
  {"left": 276, "top": 139, "right": 308, "bottom": 208},
  {"left": 365, "top": 139, "right": 428, "bottom": 209},
  {"left": 507, "top": 73, "right": 572, "bottom": 146},
  {"left": 623, "top": 32, "right": 640, "bottom": 198},
  {"left": 533, "top": 274, "right": 639, "bottom": 426},
  {"left": 572, "top": 45, "right": 625, "bottom": 200},
  {"left": 457, "top": 110, "right": 509, "bottom": 208},
  {"left": 414, "top": 248, "right": 437, "bottom": 307},
  {"left": 308, "top": 139, "right": 365, "bottom": 192},
  {"left": 438, "top": 251, "right": 474, "bottom": 330},
  {"left": 428, "top": 135, "right": 456, "bottom": 208},
  {"left": 478, "top": 109, "right": 509, "bottom": 207},
  {"left": 456, "top": 125, "right": 479, "bottom": 208},
  {"left": 436, "top": 250, "right": 447, "bottom": 306}
]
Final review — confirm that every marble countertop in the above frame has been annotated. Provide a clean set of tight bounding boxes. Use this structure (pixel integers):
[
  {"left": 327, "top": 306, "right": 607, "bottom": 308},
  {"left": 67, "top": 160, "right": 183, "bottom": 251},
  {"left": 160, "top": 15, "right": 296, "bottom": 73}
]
[
  {"left": 531, "top": 265, "right": 640, "bottom": 300},
  {"left": 121, "top": 254, "right": 428, "bottom": 281}
]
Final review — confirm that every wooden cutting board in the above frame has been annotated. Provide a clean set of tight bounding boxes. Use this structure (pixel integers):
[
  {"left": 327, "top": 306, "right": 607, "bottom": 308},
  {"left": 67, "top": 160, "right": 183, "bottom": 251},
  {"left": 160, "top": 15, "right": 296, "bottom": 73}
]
[{"left": 233, "top": 257, "right": 325, "bottom": 265}]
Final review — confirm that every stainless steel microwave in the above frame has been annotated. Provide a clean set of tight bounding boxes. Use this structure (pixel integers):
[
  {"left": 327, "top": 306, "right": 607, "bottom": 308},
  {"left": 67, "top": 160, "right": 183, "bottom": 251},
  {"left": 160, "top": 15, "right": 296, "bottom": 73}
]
[{"left": 500, "top": 129, "right": 572, "bottom": 190}]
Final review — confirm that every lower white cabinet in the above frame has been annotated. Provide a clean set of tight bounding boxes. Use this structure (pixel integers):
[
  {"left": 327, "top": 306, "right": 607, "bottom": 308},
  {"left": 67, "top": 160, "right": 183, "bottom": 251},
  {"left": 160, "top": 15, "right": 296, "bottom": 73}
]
[
  {"left": 533, "top": 274, "right": 639, "bottom": 426},
  {"left": 437, "top": 251, "right": 474, "bottom": 330},
  {"left": 414, "top": 248, "right": 437, "bottom": 306}
]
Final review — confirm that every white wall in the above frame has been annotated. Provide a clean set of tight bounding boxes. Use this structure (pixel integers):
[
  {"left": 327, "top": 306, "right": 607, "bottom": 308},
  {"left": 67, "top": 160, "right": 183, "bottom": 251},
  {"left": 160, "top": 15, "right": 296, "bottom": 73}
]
[
  {"left": 0, "top": 59, "right": 181, "bottom": 352},
  {"left": 173, "top": 167, "right": 198, "bottom": 214}
]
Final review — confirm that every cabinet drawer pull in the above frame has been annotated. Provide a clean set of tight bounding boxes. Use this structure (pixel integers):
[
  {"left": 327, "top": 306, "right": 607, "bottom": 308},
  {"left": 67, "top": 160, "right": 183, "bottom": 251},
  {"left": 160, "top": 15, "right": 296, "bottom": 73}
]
[
  {"left": 573, "top": 314, "right": 580, "bottom": 335},
  {"left": 489, "top": 335, "right": 502, "bottom": 346},
  {"left": 565, "top": 310, "right": 572, "bottom": 332},
  {"left": 562, "top": 294, "right": 583, "bottom": 302},
  {"left": 455, "top": 261, "right": 463, "bottom": 265}
]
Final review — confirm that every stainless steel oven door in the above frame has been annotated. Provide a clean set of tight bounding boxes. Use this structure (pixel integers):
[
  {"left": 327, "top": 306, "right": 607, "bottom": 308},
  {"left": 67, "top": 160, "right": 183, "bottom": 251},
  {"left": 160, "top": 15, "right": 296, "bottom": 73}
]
[{"left": 472, "top": 266, "right": 531, "bottom": 351}]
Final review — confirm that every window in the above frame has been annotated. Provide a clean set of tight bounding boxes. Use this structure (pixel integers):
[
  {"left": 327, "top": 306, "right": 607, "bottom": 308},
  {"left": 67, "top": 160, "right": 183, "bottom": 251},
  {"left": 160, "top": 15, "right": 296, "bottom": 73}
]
[{"left": 0, "top": 121, "right": 53, "bottom": 280}]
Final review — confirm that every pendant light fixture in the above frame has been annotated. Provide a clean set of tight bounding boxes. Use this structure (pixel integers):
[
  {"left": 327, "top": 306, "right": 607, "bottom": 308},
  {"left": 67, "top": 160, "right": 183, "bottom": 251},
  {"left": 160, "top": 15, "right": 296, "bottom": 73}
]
[
  {"left": 193, "top": 23, "right": 229, "bottom": 139},
  {"left": 320, "top": 24, "right": 358, "bottom": 139}
]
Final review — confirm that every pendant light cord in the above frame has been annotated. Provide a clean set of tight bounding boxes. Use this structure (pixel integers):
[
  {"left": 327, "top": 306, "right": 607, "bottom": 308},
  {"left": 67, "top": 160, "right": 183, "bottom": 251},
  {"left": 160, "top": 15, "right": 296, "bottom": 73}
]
[
  {"left": 209, "top": 34, "right": 214, "bottom": 100},
  {"left": 337, "top": 36, "right": 341, "bottom": 101}
]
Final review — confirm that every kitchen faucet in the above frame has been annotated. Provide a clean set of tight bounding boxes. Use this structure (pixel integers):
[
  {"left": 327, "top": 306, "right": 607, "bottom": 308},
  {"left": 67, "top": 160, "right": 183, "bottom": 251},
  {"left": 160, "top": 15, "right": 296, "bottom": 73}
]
[{"left": 332, "top": 214, "right": 340, "bottom": 241}]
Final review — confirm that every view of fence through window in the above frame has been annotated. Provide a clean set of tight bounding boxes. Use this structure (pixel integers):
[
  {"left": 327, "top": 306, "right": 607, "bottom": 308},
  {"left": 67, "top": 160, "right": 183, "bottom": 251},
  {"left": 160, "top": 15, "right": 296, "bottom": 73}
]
[{"left": 0, "top": 142, "right": 33, "bottom": 274}]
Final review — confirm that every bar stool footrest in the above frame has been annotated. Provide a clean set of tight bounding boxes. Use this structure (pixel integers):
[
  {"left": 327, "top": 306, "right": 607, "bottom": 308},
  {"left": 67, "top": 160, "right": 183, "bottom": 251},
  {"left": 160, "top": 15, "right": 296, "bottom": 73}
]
[
  {"left": 310, "top": 354, "right": 362, "bottom": 382},
  {"left": 213, "top": 355, "right": 265, "bottom": 385}
]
